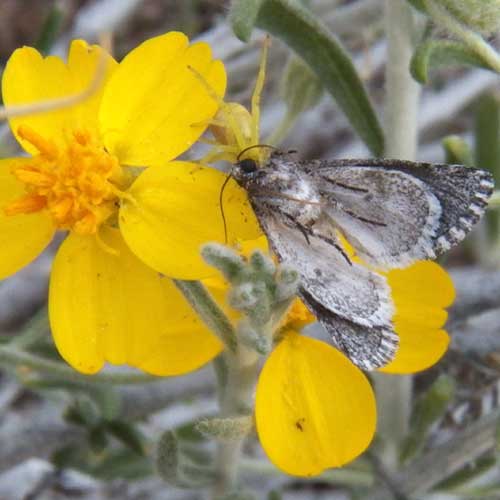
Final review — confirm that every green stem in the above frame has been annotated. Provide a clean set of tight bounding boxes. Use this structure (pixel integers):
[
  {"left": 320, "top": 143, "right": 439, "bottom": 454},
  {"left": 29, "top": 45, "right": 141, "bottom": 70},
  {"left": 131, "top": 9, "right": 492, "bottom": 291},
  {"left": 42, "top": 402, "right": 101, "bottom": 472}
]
[
  {"left": 173, "top": 280, "right": 238, "bottom": 352},
  {"left": 212, "top": 345, "right": 260, "bottom": 498},
  {"left": 424, "top": 0, "right": 500, "bottom": 74},
  {"left": 0, "top": 346, "right": 159, "bottom": 384},
  {"left": 374, "top": 0, "right": 421, "bottom": 469},
  {"left": 239, "top": 457, "right": 374, "bottom": 486}
]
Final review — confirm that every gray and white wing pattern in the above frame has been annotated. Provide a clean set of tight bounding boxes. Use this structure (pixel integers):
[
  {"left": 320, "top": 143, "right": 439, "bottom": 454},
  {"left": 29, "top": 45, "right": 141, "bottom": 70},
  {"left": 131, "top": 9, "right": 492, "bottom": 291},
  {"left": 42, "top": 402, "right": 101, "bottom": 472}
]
[
  {"left": 233, "top": 152, "right": 493, "bottom": 371},
  {"left": 304, "top": 159, "right": 494, "bottom": 268},
  {"left": 253, "top": 206, "right": 399, "bottom": 369},
  {"left": 299, "top": 290, "right": 399, "bottom": 370}
]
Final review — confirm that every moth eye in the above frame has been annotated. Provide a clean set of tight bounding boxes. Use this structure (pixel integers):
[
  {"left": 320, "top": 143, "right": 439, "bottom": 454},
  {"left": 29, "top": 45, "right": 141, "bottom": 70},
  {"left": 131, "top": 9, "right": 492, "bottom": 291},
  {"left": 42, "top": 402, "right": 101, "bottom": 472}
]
[{"left": 238, "top": 158, "right": 258, "bottom": 174}]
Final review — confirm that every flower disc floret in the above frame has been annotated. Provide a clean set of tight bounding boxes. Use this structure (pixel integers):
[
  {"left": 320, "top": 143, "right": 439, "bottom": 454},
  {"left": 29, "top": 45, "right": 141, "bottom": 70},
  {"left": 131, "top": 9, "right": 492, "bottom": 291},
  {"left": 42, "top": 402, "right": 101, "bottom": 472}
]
[{"left": 5, "top": 126, "right": 128, "bottom": 234}]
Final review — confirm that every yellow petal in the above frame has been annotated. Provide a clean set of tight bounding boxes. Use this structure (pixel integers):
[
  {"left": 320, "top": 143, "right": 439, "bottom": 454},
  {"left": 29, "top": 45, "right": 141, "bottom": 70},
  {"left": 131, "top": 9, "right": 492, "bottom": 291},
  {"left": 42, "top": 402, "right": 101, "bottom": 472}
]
[
  {"left": 380, "top": 261, "right": 454, "bottom": 374},
  {"left": 49, "top": 227, "right": 222, "bottom": 375},
  {"left": 237, "top": 235, "right": 269, "bottom": 255},
  {"left": 379, "top": 325, "right": 450, "bottom": 374},
  {"left": 66, "top": 40, "right": 118, "bottom": 138},
  {"left": 119, "top": 162, "right": 261, "bottom": 280},
  {"left": 99, "top": 32, "right": 226, "bottom": 165},
  {"left": 255, "top": 332, "right": 376, "bottom": 476},
  {"left": 0, "top": 158, "right": 54, "bottom": 279},
  {"left": 2, "top": 41, "right": 116, "bottom": 153},
  {"left": 387, "top": 260, "right": 455, "bottom": 308}
]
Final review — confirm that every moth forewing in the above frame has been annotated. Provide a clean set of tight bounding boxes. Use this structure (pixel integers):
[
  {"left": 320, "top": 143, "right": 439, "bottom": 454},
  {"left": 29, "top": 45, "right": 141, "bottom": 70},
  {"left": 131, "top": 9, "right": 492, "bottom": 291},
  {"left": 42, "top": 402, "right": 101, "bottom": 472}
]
[
  {"left": 298, "top": 156, "right": 494, "bottom": 269},
  {"left": 232, "top": 152, "right": 494, "bottom": 370}
]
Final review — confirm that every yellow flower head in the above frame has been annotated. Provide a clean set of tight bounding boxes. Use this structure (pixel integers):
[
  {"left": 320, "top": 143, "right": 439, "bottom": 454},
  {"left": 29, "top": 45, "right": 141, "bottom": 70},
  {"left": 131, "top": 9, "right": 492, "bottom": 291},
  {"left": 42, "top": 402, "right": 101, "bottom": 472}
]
[{"left": 0, "top": 32, "right": 260, "bottom": 374}]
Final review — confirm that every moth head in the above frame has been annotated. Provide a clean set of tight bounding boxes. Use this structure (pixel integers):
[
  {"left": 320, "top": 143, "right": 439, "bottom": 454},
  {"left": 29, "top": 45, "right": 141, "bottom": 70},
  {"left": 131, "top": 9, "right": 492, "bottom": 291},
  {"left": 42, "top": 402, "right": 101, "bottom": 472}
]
[
  {"left": 238, "top": 157, "right": 258, "bottom": 175},
  {"left": 232, "top": 144, "right": 277, "bottom": 184},
  {"left": 232, "top": 156, "right": 260, "bottom": 185}
]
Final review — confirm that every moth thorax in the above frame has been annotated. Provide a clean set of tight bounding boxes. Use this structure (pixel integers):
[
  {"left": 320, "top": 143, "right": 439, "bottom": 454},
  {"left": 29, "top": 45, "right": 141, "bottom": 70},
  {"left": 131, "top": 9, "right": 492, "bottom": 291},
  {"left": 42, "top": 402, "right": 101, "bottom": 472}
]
[{"left": 282, "top": 179, "right": 322, "bottom": 226}]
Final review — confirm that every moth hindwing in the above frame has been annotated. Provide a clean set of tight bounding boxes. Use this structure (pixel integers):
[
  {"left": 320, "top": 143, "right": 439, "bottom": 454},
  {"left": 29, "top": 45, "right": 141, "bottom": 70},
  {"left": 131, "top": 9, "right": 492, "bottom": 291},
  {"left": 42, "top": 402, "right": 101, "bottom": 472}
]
[{"left": 232, "top": 152, "right": 494, "bottom": 370}]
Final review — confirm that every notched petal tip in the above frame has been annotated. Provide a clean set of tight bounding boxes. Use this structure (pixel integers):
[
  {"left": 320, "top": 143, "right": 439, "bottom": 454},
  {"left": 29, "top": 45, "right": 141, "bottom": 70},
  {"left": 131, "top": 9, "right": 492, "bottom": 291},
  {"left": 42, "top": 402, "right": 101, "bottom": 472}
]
[
  {"left": 382, "top": 260, "right": 454, "bottom": 374},
  {"left": 99, "top": 31, "right": 227, "bottom": 166}
]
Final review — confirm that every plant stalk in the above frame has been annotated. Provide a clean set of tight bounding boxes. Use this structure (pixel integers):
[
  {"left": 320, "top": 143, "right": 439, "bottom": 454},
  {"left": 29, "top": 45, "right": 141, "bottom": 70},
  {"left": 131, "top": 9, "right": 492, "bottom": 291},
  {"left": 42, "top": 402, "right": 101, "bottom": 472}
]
[
  {"left": 174, "top": 279, "right": 238, "bottom": 352},
  {"left": 375, "top": 0, "right": 422, "bottom": 469},
  {"left": 212, "top": 347, "right": 260, "bottom": 498},
  {"left": 0, "top": 345, "right": 159, "bottom": 384}
]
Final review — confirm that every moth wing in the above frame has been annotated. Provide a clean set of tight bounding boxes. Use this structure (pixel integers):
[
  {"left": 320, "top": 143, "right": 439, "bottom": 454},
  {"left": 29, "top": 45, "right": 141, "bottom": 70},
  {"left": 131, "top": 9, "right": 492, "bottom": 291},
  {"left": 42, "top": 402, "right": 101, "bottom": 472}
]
[
  {"left": 299, "top": 290, "right": 399, "bottom": 370},
  {"left": 254, "top": 208, "right": 398, "bottom": 369},
  {"left": 307, "top": 160, "right": 493, "bottom": 269}
]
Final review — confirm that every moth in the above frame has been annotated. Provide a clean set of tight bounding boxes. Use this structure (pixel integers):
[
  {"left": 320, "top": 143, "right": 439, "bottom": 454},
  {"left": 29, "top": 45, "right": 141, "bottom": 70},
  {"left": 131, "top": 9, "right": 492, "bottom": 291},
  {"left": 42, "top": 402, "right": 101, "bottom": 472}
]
[{"left": 231, "top": 151, "right": 494, "bottom": 370}]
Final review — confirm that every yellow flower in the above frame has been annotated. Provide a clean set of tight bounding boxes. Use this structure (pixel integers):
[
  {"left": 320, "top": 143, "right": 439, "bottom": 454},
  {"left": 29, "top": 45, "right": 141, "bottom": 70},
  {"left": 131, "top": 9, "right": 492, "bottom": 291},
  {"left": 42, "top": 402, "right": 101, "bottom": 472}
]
[
  {"left": 204, "top": 237, "right": 454, "bottom": 476},
  {"left": 0, "top": 32, "right": 260, "bottom": 374}
]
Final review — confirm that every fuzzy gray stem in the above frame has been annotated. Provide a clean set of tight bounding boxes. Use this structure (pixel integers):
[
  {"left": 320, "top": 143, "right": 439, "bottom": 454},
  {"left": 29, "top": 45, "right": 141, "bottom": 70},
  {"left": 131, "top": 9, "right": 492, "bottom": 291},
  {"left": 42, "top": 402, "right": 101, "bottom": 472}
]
[
  {"left": 173, "top": 280, "right": 238, "bottom": 352},
  {"left": 384, "top": 0, "right": 421, "bottom": 159},
  {"left": 212, "top": 347, "right": 260, "bottom": 498},
  {"left": 375, "top": 0, "right": 422, "bottom": 469}
]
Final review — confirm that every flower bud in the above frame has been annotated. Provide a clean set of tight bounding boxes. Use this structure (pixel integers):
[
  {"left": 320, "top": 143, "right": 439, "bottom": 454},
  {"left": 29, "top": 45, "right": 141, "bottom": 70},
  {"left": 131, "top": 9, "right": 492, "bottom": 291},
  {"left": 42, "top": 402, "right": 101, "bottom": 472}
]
[
  {"left": 201, "top": 243, "right": 245, "bottom": 281},
  {"left": 228, "top": 282, "right": 260, "bottom": 310}
]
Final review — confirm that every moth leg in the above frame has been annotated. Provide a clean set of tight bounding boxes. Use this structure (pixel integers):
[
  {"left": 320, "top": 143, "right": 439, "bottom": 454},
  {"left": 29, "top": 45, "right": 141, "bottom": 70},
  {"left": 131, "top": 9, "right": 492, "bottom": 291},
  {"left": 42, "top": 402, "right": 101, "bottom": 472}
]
[
  {"left": 283, "top": 213, "right": 311, "bottom": 245},
  {"left": 283, "top": 214, "right": 352, "bottom": 266},
  {"left": 312, "top": 233, "right": 352, "bottom": 266}
]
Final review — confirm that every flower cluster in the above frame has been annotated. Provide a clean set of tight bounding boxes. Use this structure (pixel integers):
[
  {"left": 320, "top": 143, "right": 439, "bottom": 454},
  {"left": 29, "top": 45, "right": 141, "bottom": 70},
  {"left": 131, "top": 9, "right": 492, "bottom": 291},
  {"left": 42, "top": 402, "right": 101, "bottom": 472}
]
[{"left": 0, "top": 33, "right": 455, "bottom": 477}]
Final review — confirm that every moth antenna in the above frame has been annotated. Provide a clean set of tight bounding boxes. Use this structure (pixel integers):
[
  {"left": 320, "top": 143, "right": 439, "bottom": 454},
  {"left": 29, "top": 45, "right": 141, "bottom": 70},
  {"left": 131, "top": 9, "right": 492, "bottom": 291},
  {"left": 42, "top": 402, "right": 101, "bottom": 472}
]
[
  {"left": 0, "top": 46, "right": 108, "bottom": 121},
  {"left": 237, "top": 143, "right": 276, "bottom": 161},
  {"left": 219, "top": 172, "right": 234, "bottom": 244}
]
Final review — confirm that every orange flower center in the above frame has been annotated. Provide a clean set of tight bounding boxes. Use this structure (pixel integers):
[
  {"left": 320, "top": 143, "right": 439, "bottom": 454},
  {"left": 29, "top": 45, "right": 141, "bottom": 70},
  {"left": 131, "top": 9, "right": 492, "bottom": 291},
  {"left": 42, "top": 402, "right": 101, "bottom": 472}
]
[
  {"left": 282, "top": 298, "right": 316, "bottom": 331},
  {"left": 5, "top": 125, "right": 130, "bottom": 235}
]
